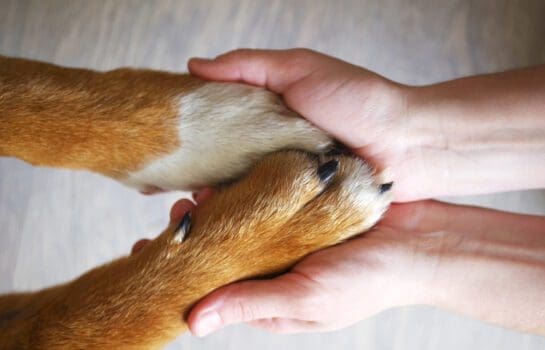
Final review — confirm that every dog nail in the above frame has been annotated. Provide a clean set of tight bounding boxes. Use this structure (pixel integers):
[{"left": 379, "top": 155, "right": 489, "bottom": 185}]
[
  {"left": 173, "top": 212, "right": 191, "bottom": 243},
  {"left": 317, "top": 160, "right": 339, "bottom": 184},
  {"left": 379, "top": 182, "right": 394, "bottom": 194}
]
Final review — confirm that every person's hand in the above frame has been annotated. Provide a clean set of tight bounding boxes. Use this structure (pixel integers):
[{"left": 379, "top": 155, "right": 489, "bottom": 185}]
[
  {"left": 188, "top": 49, "right": 423, "bottom": 201},
  {"left": 131, "top": 190, "right": 545, "bottom": 336},
  {"left": 186, "top": 202, "right": 427, "bottom": 335},
  {"left": 190, "top": 50, "right": 545, "bottom": 199},
  {"left": 187, "top": 200, "right": 545, "bottom": 336},
  {"left": 131, "top": 191, "right": 427, "bottom": 335}
]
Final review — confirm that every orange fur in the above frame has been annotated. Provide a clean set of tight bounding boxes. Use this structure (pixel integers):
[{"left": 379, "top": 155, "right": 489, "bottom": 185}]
[
  {"left": 0, "top": 55, "right": 202, "bottom": 178},
  {"left": 0, "top": 56, "right": 391, "bottom": 349}
]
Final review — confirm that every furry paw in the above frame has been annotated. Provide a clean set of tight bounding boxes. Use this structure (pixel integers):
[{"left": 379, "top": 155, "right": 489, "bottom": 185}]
[{"left": 26, "top": 151, "right": 391, "bottom": 349}]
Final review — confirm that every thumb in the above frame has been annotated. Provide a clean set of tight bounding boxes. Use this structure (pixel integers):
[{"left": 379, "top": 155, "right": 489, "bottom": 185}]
[{"left": 187, "top": 274, "right": 304, "bottom": 337}]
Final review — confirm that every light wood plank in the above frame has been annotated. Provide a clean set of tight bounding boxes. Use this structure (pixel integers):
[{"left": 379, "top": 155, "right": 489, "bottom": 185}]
[{"left": 1, "top": 0, "right": 544, "bottom": 348}]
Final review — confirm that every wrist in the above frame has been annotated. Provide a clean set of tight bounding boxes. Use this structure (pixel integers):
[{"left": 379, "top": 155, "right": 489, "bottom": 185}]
[
  {"left": 383, "top": 201, "right": 545, "bottom": 334},
  {"left": 401, "top": 70, "right": 545, "bottom": 199},
  {"left": 422, "top": 234, "right": 545, "bottom": 334},
  {"left": 400, "top": 85, "right": 452, "bottom": 199},
  {"left": 382, "top": 240, "right": 439, "bottom": 309},
  {"left": 368, "top": 83, "right": 442, "bottom": 201}
]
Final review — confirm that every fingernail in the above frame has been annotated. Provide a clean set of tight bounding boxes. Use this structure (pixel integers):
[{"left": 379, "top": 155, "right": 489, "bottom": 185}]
[{"left": 194, "top": 310, "right": 222, "bottom": 337}]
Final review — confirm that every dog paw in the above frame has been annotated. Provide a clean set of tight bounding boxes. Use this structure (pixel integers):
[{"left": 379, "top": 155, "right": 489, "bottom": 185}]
[
  {"left": 153, "top": 150, "right": 392, "bottom": 282},
  {"left": 36, "top": 151, "right": 390, "bottom": 347}
]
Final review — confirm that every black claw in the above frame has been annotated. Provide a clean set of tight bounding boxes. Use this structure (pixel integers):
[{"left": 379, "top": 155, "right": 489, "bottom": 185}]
[
  {"left": 379, "top": 182, "right": 394, "bottom": 194},
  {"left": 173, "top": 212, "right": 191, "bottom": 243},
  {"left": 317, "top": 160, "right": 339, "bottom": 184}
]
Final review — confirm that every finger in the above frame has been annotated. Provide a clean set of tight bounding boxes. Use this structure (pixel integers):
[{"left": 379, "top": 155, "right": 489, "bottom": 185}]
[
  {"left": 187, "top": 274, "right": 307, "bottom": 337},
  {"left": 188, "top": 48, "right": 324, "bottom": 93},
  {"left": 169, "top": 199, "right": 196, "bottom": 222},
  {"left": 248, "top": 318, "right": 323, "bottom": 334},
  {"left": 194, "top": 187, "right": 215, "bottom": 204},
  {"left": 131, "top": 238, "right": 152, "bottom": 255}
]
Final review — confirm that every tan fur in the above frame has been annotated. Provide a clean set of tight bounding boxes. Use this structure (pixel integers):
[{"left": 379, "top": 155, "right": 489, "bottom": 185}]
[
  {"left": 0, "top": 55, "right": 201, "bottom": 178},
  {"left": 0, "top": 56, "right": 391, "bottom": 349}
]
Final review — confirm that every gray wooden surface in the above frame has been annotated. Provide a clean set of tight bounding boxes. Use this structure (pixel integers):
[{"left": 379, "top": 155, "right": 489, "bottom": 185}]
[{"left": 1, "top": 0, "right": 545, "bottom": 349}]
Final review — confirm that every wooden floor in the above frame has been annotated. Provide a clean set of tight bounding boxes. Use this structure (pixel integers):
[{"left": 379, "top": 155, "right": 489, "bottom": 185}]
[{"left": 1, "top": 0, "right": 545, "bottom": 349}]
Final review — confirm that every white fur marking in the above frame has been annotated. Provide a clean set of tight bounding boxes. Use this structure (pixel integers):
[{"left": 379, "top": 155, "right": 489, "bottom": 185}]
[{"left": 122, "top": 83, "right": 332, "bottom": 191}]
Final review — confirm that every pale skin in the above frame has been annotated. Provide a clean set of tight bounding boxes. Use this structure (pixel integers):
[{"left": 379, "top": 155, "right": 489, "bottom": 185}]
[{"left": 133, "top": 49, "right": 545, "bottom": 335}]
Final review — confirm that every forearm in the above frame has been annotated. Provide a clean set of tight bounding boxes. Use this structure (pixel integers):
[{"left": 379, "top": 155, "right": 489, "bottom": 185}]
[
  {"left": 405, "top": 66, "right": 545, "bottom": 198},
  {"left": 405, "top": 202, "right": 545, "bottom": 334},
  {"left": 432, "top": 248, "right": 545, "bottom": 335}
]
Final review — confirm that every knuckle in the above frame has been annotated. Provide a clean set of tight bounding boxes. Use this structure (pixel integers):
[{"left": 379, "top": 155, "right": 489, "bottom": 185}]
[
  {"left": 225, "top": 48, "right": 255, "bottom": 60},
  {"left": 285, "top": 274, "right": 325, "bottom": 319},
  {"left": 296, "top": 294, "right": 323, "bottom": 319},
  {"left": 289, "top": 48, "right": 316, "bottom": 58},
  {"left": 233, "top": 300, "right": 256, "bottom": 322},
  {"left": 227, "top": 296, "right": 258, "bottom": 322}
]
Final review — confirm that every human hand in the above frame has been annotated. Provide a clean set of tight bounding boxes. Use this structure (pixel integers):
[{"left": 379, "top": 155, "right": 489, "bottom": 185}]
[
  {"left": 187, "top": 200, "right": 545, "bottom": 336},
  {"left": 131, "top": 192, "right": 545, "bottom": 336},
  {"left": 185, "top": 201, "right": 422, "bottom": 335},
  {"left": 188, "top": 49, "right": 424, "bottom": 201},
  {"left": 190, "top": 50, "right": 545, "bottom": 198}
]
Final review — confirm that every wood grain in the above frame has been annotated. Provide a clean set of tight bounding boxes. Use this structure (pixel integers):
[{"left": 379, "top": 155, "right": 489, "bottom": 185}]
[{"left": 1, "top": 0, "right": 544, "bottom": 349}]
